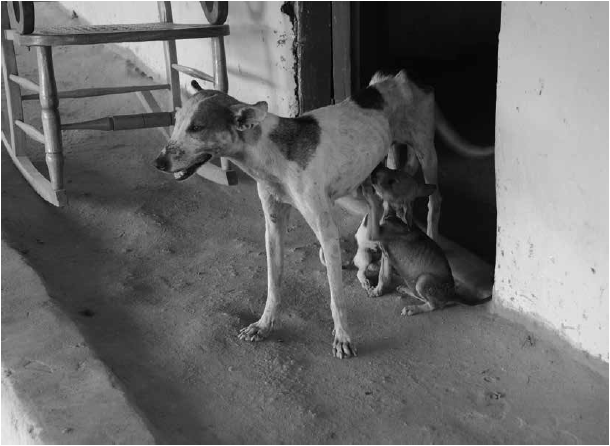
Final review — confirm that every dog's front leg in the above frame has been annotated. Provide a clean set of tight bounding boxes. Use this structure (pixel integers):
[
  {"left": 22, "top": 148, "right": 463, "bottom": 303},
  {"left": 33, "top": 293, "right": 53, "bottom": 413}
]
[
  {"left": 299, "top": 198, "right": 356, "bottom": 359},
  {"left": 238, "top": 183, "right": 291, "bottom": 342},
  {"left": 370, "top": 253, "right": 392, "bottom": 297}
]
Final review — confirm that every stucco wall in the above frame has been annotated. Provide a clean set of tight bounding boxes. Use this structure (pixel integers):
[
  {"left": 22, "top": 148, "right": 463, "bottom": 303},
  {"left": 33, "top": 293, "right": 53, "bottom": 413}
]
[
  {"left": 494, "top": 2, "right": 608, "bottom": 361},
  {"left": 59, "top": 1, "right": 297, "bottom": 116}
]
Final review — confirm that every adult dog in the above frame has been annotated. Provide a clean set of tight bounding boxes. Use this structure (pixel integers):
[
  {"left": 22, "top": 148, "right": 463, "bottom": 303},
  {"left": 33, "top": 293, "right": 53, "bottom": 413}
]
[
  {"left": 368, "top": 70, "right": 493, "bottom": 241},
  {"left": 154, "top": 80, "right": 394, "bottom": 358}
]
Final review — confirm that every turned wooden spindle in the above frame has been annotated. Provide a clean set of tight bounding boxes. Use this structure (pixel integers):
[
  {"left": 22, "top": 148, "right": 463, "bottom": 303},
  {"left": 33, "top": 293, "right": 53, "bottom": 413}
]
[
  {"left": 158, "top": 1, "right": 181, "bottom": 111},
  {"left": 36, "top": 45, "right": 64, "bottom": 191},
  {"left": 212, "top": 37, "right": 228, "bottom": 93}
]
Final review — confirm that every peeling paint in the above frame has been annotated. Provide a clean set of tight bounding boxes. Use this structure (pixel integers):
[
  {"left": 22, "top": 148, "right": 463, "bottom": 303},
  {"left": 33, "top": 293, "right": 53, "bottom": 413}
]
[{"left": 280, "top": 1, "right": 299, "bottom": 116}]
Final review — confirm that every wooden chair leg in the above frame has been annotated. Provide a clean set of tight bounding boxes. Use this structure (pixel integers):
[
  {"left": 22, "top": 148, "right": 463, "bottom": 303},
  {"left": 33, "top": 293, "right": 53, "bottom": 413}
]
[
  {"left": 157, "top": 1, "right": 180, "bottom": 140},
  {"left": 1, "top": 2, "right": 26, "bottom": 157},
  {"left": 2, "top": 4, "right": 66, "bottom": 206},
  {"left": 211, "top": 35, "right": 235, "bottom": 179},
  {"left": 36, "top": 46, "right": 65, "bottom": 195},
  {"left": 212, "top": 36, "right": 228, "bottom": 93}
]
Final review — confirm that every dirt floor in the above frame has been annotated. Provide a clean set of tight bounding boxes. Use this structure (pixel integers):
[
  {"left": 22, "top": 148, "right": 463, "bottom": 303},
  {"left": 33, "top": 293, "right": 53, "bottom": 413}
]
[{"left": 2, "top": 3, "right": 608, "bottom": 444}]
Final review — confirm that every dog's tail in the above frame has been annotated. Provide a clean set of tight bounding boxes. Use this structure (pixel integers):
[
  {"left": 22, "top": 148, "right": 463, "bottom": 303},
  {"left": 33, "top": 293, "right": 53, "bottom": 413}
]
[
  {"left": 453, "top": 292, "right": 493, "bottom": 307},
  {"left": 435, "top": 104, "right": 495, "bottom": 158}
]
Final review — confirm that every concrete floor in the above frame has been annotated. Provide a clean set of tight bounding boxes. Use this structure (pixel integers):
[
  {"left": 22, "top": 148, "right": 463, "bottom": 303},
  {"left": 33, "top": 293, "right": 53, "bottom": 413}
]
[
  {"left": 2, "top": 242, "right": 155, "bottom": 444},
  {"left": 2, "top": 3, "right": 608, "bottom": 444}
]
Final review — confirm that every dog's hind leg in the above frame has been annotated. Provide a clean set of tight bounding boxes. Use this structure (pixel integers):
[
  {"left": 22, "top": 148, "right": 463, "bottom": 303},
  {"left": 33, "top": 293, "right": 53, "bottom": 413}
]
[
  {"left": 402, "top": 274, "right": 447, "bottom": 316},
  {"left": 404, "top": 145, "right": 420, "bottom": 177},
  {"left": 239, "top": 183, "right": 291, "bottom": 342},
  {"left": 415, "top": 140, "right": 441, "bottom": 241},
  {"left": 386, "top": 142, "right": 405, "bottom": 170},
  {"left": 402, "top": 301, "right": 434, "bottom": 316},
  {"left": 387, "top": 143, "right": 419, "bottom": 176},
  {"left": 298, "top": 196, "right": 356, "bottom": 359}
]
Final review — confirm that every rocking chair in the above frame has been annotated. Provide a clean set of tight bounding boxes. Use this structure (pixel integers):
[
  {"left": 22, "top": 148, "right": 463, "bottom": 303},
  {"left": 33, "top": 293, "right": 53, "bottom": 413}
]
[{"left": 1, "top": 1, "right": 237, "bottom": 207}]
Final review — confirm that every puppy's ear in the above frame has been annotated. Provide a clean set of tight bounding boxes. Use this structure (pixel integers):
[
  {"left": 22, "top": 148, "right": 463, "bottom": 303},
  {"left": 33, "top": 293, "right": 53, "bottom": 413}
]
[
  {"left": 394, "top": 69, "right": 408, "bottom": 83},
  {"left": 230, "top": 101, "right": 268, "bottom": 131},
  {"left": 417, "top": 184, "right": 436, "bottom": 197},
  {"left": 191, "top": 80, "right": 203, "bottom": 92}
]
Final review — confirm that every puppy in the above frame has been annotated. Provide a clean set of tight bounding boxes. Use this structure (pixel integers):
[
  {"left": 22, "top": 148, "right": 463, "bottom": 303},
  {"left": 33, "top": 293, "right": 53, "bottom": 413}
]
[{"left": 356, "top": 166, "right": 492, "bottom": 314}]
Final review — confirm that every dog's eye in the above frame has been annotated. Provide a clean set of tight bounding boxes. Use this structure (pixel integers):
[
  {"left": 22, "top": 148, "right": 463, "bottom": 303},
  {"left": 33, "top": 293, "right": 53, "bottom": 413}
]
[
  {"left": 387, "top": 179, "right": 397, "bottom": 186},
  {"left": 188, "top": 124, "right": 204, "bottom": 132}
]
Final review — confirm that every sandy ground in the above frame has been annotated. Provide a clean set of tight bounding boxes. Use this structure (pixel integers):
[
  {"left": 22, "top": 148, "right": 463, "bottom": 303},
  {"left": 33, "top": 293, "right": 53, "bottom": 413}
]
[{"left": 2, "top": 3, "right": 608, "bottom": 444}]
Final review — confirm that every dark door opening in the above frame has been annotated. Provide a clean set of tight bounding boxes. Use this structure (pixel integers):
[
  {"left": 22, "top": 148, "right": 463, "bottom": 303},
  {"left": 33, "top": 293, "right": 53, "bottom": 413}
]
[{"left": 353, "top": 2, "right": 500, "bottom": 265}]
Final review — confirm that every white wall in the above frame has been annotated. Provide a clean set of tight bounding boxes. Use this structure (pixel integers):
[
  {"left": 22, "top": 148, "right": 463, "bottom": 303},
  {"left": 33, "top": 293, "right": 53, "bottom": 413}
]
[
  {"left": 59, "top": 1, "right": 297, "bottom": 116},
  {"left": 495, "top": 2, "right": 608, "bottom": 361}
]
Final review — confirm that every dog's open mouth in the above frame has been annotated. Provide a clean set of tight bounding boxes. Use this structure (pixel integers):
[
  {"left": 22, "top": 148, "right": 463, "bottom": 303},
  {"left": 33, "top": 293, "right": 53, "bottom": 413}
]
[{"left": 173, "top": 154, "right": 213, "bottom": 181}]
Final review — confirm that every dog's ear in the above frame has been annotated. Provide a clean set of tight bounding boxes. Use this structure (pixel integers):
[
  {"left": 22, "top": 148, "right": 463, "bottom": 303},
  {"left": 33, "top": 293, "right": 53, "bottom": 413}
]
[
  {"left": 394, "top": 69, "right": 408, "bottom": 83},
  {"left": 191, "top": 80, "right": 203, "bottom": 92},
  {"left": 230, "top": 101, "right": 268, "bottom": 131},
  {"left": 417, "top": 183, "right": 436, "bottom": 197}
]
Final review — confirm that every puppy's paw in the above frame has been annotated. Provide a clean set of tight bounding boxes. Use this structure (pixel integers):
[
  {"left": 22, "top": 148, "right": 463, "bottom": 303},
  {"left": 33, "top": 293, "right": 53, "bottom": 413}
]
[
  {"left": 332, "top": 331, "right": 357, "bottom": 359},
  {"left": 366, "top": 262, "right": 381, "bottom": 274},
  {"left": 358, "top": 277, "right": 372, "bottom": 291},
  {"left": 368, "top": 286, "right": 383, "bottom": 298},
  {"left": 238, "top": 322, "right": 271, "bottom": 342},
  {"left": 396, "top": 285, "right": 411, "bottom": 295},
  {"left": 400, "top": 306, "right": 418, "bottom": 317}
]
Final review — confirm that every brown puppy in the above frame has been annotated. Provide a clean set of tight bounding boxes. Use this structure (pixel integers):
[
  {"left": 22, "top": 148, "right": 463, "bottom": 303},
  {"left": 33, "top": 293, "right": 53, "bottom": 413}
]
[{"left": 356, "top": 166, "right": 491, "bottom": 315}]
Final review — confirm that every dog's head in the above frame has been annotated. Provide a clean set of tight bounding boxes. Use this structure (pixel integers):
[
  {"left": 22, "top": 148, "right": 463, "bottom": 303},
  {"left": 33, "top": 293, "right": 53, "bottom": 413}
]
[
  {"left": 154, "top": 80, "right": 268, "bottom": 181},
  {"left": 370, "top": 165, "right": 436, "bottom": 225}
]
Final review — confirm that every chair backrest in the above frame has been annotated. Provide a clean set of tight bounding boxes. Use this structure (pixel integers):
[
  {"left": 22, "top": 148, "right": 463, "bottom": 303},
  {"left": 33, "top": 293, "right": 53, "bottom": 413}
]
[
  {"left": 200, "top": 1, "right": 228, "bottom": 25},
  {"left": 7, "top": 1, "right": 34, "bottom": 34}
]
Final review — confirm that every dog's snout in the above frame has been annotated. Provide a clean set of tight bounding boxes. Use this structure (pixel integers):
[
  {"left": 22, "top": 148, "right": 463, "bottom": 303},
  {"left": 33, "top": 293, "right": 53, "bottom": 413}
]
[{"left": 154, "top": 155, "right": 169, "bottom": 171}]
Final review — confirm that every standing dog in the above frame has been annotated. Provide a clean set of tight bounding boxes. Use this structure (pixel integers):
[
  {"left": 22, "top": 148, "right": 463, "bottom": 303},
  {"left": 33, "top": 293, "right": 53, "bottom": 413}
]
[
  {"left": 355, "top": 166, "right": 492, "bottom": 314},
  {"left": 368, "top": 71, "right": 494, "bottom": 242},
  {"left": 154, "top": 80, "right": 394, "bottom": 358}
]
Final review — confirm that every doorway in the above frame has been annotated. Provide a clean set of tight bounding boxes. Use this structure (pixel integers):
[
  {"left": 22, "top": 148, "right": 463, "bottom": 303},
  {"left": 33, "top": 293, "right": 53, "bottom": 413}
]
[{"left": 352, "top": 2, "right": 500, "bottom": 264}]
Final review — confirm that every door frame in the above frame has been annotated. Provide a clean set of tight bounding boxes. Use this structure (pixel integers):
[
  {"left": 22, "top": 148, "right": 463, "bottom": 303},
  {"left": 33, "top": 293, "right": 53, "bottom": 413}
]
[{"left": 294, "top": 1, "right": 352, "bottom": 113}]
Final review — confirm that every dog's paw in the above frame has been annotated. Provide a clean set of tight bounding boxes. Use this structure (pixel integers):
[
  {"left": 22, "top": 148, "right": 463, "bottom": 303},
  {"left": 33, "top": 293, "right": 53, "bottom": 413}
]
[
  {"left": 358, "top": 278, "right": 372, "bottom": 291},
  {"left": 332, "top": 332, "right": 357, "bottom": 359},
  {"left": 366, "top": 262, "right": 381, "bottom": 274},
  {"left": 396, "top": 285, "right": 411, "bottom": 295},
  {"left": 401, "top": 306, "right": 417, "bottom": 317},
  {"left": 238, "top": 322, "right": 271, "bottom": 342},
  {"left": 368, "top": 285, "right": 386, "bottom": 298}
]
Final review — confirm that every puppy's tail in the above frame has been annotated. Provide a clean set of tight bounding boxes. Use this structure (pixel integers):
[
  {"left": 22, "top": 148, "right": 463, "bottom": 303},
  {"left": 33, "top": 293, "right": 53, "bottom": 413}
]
[
  {"left": 453, "top": 292, "right": 493, "bottom": 306},
  {"left": 435, "top": 104, "right": 495, "bottom": 158}
]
